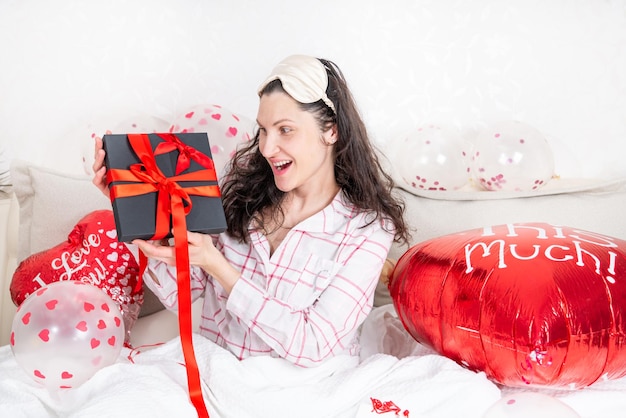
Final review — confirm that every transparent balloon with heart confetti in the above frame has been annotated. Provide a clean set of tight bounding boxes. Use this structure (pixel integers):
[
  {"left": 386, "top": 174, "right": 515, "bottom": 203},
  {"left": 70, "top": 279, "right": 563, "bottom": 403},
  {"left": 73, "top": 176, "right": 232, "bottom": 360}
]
[
  {"left": 169, "top": 104, "right": 254, "bottom": 178},
  {"left": 470, "top": 120, "right": 555, "bottom": 191},
  {"left": 10, "top": 281, "right": 125, "bottom": 391},
  {"left": 392, "top": 124, "right": 471, "bottom": 192}
]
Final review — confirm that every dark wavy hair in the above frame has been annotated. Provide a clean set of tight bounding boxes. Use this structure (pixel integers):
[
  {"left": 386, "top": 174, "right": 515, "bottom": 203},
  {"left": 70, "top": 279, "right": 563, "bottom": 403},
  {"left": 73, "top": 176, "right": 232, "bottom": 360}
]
[{"left": 220, "top": 57, "right": 409, "bottom": 245}]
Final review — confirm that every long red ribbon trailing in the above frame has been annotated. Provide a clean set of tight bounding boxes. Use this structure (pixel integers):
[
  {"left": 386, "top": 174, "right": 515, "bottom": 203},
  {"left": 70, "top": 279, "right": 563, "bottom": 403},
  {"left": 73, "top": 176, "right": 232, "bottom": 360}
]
[{"left": 106, "top": 133, "right": 216, "bottom": 418}]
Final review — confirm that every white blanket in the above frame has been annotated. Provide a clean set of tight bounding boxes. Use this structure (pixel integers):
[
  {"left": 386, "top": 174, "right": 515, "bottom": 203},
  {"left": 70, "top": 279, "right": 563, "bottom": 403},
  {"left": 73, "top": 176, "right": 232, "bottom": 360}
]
[{"left": 0, "top": 305, "right": 624, "bottom": 418}]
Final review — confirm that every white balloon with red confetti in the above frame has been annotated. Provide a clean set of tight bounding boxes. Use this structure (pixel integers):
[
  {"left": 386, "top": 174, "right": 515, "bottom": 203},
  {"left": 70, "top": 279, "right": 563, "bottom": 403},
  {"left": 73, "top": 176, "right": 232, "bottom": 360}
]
[
  {"left": 470, "top": 120, "right": 555, "bottom": 191},
  {"left": 393, "top": 124, "right": 470, "bottom": 192}
]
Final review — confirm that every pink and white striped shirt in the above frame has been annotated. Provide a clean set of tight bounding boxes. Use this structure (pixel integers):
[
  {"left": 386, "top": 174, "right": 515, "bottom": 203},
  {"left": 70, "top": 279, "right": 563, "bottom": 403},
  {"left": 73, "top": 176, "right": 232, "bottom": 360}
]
[{"left": 143, "top": 191, "right": 394, "bottom": 367}]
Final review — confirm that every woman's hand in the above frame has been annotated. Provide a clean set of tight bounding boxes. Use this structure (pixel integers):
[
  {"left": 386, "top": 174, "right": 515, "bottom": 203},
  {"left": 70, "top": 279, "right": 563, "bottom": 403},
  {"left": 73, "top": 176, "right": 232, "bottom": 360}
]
[
  {"left": 133, "top": 232, "right": 215, "bottom": 267},
  {"left": 92, "top": 131, "right": 111, "bottom": 197},
  {"left": 379, "top": 258, "right": 397, "bottom": 286},
  {"left": 133, "top": 231, "right": 240, "bottom": 294},
  {"left": 132, "top": 238, "right": 178, "bottom": 266}
]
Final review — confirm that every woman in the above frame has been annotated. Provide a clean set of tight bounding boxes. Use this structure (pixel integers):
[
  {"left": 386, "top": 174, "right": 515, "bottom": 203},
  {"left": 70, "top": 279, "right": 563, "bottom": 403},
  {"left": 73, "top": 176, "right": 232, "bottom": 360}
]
[{"left": 93, "top": 54, "right": 408, "bottom": 367}]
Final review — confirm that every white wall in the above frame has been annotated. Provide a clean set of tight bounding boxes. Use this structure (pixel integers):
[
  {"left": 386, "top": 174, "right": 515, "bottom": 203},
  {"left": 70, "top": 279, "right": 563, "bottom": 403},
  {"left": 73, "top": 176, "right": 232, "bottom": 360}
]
[{"left": 1, "top": 0, "right": 625, "bottom": 179}]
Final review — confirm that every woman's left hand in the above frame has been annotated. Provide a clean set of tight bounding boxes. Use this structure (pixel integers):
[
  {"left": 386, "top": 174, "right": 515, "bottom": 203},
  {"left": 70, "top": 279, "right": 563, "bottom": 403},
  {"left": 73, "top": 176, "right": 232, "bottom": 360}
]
[
  {"left": 132, "top": 231, "right": 215, "bottom": 268},
  {"left": 379, "top": 258, "right": 397, "bottom": 286},
  {"left": 133, "top": 231, "right": 240, "bottom": 294}
]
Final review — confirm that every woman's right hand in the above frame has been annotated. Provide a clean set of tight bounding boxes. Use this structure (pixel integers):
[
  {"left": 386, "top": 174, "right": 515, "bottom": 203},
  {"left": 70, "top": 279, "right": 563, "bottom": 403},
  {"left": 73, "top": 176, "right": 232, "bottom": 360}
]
[{"left": 92, "top": 131, "right": 111, "bottom": 197}]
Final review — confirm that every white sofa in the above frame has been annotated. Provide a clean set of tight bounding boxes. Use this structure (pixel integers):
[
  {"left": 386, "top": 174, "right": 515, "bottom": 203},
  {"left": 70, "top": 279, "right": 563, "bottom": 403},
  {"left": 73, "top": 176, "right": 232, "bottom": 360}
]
[
  {"left": 0, "top": 193, "right": 18, "bottom": 346},
  {"left": 2, "top": 158, "right": 626, "bottom": 348}
]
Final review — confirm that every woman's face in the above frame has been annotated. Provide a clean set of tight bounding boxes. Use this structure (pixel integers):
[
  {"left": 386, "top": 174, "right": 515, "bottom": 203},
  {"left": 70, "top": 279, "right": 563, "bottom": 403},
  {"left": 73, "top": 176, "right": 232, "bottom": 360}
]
[{"left": 256, "top": 91, "right": 337, "bottom": 195}]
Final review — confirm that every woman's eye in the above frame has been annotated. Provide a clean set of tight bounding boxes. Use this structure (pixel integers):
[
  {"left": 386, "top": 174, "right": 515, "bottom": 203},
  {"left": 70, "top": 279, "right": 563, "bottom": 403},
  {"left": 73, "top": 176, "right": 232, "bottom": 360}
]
[{"left": 280, "top": 127, "right": 292, "bottom": 134}]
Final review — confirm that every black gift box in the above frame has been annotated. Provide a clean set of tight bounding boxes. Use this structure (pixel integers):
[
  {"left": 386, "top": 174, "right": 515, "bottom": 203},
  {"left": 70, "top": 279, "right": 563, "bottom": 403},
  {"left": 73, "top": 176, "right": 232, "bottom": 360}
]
[{"left": 102, "top": 132, "right": 227, "bottom": 242}]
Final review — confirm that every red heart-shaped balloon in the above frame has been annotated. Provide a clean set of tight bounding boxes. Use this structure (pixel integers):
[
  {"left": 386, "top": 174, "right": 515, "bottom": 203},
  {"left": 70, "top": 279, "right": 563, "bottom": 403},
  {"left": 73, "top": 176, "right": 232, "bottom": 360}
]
[{"left": 389, "top": 222, "right": 626, "bottom": 388}]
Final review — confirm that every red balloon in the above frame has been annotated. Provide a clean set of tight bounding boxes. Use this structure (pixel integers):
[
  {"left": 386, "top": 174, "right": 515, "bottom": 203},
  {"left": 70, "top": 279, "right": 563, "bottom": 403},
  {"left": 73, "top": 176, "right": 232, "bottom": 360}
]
[
  {"left": 10, "top": 210, "right": 143, "bottom": 344},
  {"left": 389, "top": 222, "right": 626, "bottom": 388}
]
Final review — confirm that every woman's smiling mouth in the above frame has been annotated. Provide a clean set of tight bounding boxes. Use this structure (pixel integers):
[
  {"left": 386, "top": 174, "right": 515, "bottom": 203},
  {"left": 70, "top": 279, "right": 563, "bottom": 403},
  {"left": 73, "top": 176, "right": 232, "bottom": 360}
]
[{"left": 273, "top": 160, "right": 293, "bottom": 172}]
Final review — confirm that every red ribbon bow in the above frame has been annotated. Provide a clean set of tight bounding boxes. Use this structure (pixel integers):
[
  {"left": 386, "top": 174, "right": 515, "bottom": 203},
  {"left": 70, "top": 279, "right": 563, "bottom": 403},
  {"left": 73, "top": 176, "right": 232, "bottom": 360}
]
[
  {"left": 154, "top": 133, "right": 216, "bottom": 175},
  {"left": 106, "top": 133, "right": 216, "bottom": 418}
]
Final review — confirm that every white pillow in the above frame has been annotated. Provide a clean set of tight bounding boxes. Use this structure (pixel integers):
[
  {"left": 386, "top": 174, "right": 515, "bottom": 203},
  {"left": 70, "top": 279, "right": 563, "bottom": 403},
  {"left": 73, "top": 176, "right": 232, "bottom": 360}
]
[
  {"left": 11, "top": 160, "right": 111, "bottom": 262},
  {"left": 389, "top": 177, "right": 626, "bottom": 260}
]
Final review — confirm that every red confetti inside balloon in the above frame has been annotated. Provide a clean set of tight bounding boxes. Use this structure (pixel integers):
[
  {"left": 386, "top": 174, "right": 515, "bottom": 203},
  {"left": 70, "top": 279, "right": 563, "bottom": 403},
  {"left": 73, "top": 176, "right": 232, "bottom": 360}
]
[
  {"left": 470, "top": 121, "right": 554, "bottom": 191},
  {"left": 392, "top": 124, "right": 469, "bottom": 192},
  {"left": 389, "top": 223, "right": 626, "bottom": 388}
]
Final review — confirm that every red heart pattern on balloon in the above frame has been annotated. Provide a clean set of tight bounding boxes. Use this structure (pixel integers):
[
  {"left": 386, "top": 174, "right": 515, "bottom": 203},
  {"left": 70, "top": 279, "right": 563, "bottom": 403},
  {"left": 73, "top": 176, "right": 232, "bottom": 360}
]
[
  {"left": 90, "top": 338, "right": 100, "bottom": 349},
  {"left": 38, "top": 329, "right": 50, "bottom": 342}
]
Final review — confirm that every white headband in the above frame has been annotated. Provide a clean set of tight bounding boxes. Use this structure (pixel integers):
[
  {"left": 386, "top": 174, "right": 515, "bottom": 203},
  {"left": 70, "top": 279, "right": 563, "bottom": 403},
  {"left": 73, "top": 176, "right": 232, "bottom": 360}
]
[{"left": 257, "top": 55, "right": 336, "bottom": 114}]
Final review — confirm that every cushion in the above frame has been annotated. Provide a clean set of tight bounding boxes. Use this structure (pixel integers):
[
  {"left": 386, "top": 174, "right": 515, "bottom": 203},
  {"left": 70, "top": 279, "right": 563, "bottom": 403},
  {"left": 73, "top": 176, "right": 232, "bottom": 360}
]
[
  {"left": 11, "top": 160, "right": 111, "bottom": 262},
  {"left": 389, "top": 222, "right": 626, "bottom": 388},
  {"left": 10, "top": 160, "right": 164, "bottom": 317},
  {"left": 390, "top": 177, "right": 626, "bottom": 260}
]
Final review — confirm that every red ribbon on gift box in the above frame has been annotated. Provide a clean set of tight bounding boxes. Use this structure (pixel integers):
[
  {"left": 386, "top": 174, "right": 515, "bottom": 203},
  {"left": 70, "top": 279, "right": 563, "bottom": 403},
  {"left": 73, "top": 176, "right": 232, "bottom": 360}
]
[
  {"left": 154, "top": 132, "right": 215, "bottom": 175},
  {"left": 106, "top": 133, "right": 217, "bottom": 418},
  {"left": 107, "top": 133, "right": 220, "bottom": 240}
]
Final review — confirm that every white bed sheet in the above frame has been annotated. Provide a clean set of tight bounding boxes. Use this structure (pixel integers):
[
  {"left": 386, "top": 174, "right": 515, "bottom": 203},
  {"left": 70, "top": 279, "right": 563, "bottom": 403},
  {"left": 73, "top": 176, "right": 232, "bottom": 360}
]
[{"left": 0, "top": 305, "right": 624, "bottom": 418}]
